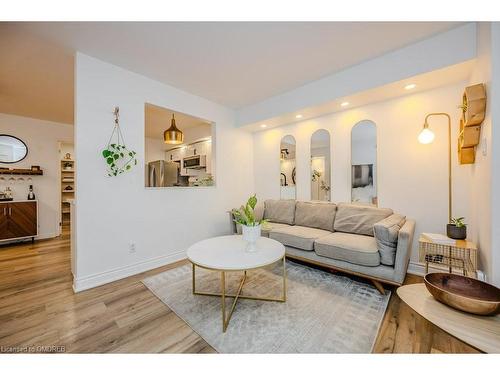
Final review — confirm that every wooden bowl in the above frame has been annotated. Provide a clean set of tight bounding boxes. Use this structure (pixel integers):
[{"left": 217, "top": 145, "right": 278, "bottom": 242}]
[{"left": 424, "top": 273, "right": 500, "bottom": 316}]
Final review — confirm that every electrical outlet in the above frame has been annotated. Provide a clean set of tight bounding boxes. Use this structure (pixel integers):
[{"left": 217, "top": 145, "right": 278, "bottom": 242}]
[{"left": 129, "top": 243, "right": 136, "bottom": 254}]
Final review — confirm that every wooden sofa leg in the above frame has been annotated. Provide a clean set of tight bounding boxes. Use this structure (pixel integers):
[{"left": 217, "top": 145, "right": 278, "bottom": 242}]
[{"left": 371, "top": 280, "right": 385, "bottom": 294}]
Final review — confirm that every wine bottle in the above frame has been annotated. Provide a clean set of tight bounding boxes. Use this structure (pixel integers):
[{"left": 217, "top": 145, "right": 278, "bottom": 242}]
[{"left": 27, "top": 185, "right": 36, "bottom": 200}]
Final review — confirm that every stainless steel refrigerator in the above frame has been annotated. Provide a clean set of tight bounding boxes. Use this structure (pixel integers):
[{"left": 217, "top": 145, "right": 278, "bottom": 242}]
[{"left": 148, "top": 160, "right": 178, "bottom": 187}]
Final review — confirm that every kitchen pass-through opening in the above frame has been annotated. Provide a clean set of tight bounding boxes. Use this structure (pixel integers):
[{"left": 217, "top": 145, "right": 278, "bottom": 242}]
[{"left": 144, "top": 103, "right": 216, "bottom": 188}]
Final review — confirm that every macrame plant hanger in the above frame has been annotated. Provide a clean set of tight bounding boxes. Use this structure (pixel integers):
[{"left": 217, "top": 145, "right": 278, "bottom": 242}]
[{"left": 102, "top": 107, "right": 137, "bottom": 176}]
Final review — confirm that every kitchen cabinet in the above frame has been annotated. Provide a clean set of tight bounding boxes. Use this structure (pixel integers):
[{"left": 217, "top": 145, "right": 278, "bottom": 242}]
[
  {"left": 204, "top": 140, "right": 212, "bottom": 174},
  {"left": 166, "top": 148, "right": 182, "bottom": 162},
  {"left": 166, "top": 139, "right": 213, "bottom": 177},
  {"left": 0, "top": 201, "right": 38, "bottom": 242}
]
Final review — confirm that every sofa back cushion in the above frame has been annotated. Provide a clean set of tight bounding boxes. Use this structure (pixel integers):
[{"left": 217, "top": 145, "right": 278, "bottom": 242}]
[
  {"left": 294, "top": 201, "right": 337, "bottom": 231},
  {"left": 333, "top": 203, "right": 393, "bottom": 236},
  {"left": 264, "top": 199, "right": 296, "bottom": 225},
  {"left": 373, "top": 214, "right": 406, "bottom": 265}
]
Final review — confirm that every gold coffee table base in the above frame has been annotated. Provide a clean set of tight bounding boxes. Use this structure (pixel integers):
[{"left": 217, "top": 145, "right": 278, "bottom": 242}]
[{"left": 191, "top": 256, "right": 287, "bottom": 332}]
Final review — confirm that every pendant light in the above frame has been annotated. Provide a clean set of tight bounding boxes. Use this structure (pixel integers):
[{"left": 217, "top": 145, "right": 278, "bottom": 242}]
[{"left": 164, "top": 113, "right": 184, "bottom": 144}]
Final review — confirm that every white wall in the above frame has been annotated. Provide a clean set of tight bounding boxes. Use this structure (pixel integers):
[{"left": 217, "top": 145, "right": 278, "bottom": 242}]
[
  {"left": 253, "top": 82, "right": 471, "bottom": 267},
  {"left": 74, "top": 53, "right": 254, "bottom": 291},
  {"left": 0, "top": 113, "right": 73, "bottom": 239},
  {"left": 467, "top": 23, "right": 493, "bottom": 283},
  {"left": 491, "top": 23, "right": 500, "bottom": 287},
  {"left": 465, "top": 22, "right": 500, "bottom": 286}
]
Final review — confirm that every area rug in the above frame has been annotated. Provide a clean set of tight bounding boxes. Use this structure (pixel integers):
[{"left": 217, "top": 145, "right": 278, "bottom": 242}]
[{"left": 142, "top": 260, "right": 390, "bottom": 353}]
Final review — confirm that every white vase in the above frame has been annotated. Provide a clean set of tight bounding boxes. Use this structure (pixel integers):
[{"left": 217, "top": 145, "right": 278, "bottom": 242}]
[{"left": 242, "top": 224, "right": 261, "bottom": 252}]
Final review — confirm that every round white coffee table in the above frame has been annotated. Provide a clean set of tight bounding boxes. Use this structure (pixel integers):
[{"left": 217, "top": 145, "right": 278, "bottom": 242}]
[{"left": 187, "top": 235, "right": 286, "bottom": 332}]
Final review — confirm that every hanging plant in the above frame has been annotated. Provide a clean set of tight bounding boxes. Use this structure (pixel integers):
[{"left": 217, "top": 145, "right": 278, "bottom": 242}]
[{"left": 102, "top": 107, "right": 138, "bottom": 177}]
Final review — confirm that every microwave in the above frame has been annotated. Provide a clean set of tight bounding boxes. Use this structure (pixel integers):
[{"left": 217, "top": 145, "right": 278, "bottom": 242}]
[{"left": 183, "top": 154, "right": 207, "bottom": 169}]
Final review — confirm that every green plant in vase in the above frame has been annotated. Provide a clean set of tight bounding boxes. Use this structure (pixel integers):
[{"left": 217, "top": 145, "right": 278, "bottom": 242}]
[
  {"left": 447, "top": 216, "right": 467, "bottom": 240},
  {"left": 231, "top": 194, "right": 267, "bottom": 251},
  {"left": 102, "top": 144, "right": 137, "bottom": 177},
  {"left": 102, "top": 107, "right": 138, "bottom": 177}
]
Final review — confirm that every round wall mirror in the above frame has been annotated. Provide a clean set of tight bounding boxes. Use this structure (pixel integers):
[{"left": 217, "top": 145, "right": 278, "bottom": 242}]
[
  {"left": 0, "top": 135, "right": 28, "bottom": 164},
  {"left": 310, "top": 129, "right": 331, "bottom": 201},
  {"left": 351, "top": 120, "right": 377, "bottom": 205},
  {"left": 280, "top": 135, "right": 296, "bottom": 199}
]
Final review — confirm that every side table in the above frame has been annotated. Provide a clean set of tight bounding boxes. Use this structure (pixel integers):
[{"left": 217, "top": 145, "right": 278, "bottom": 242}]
[{"left": 418, "top": 235, "right": 477, "bottom": 277}]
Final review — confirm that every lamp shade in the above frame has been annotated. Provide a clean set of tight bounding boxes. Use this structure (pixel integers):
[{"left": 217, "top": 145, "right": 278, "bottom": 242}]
[
  {"left": 164, "top": 114, "right": 184, "bottom": 144},
  {"left": 418, "top": 127, "right": 435, "bottom": 144}
]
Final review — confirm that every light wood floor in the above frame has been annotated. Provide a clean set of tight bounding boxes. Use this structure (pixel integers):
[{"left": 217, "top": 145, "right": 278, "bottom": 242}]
[{"left": 0, "top": 230, "right": 479, "bottom": 353}]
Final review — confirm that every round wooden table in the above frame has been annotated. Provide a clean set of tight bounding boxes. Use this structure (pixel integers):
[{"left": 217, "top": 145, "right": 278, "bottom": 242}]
[{"left": 187, "top": 235, "right": 286, "bottom": 332}]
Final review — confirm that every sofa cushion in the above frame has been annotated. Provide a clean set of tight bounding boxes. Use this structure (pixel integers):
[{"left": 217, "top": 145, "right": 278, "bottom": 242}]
[
  {"left": 261, "top": 222, "right": 291, "bottom": 237},
  {"left": 333, "top": 203, "right": 393, "bottom": 236},
  {"left": 314, "top": 232, "right": 380, "bottom": 266},
  {"left": 373, "top": 214, "right": 406, "bottom": 266},
  {"left": 294, "top": 201, "right": 337, "bottom": 231},
  {"left": 270, "top": 225, "right": 331, "bottom": 251},
  {"left": 264, "top": 199, "right": 296, "bottom": 225},
  {"left": 236, "top": 221, "right": 290, "bottom": 237}
]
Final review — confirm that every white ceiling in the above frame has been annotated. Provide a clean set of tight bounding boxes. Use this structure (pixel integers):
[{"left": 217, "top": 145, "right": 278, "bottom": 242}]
[
  {"left": 0, "top": 22, "right": 464, "bottom": 124},
  {"left": 0, "top": 23, "right": 74, "bottom": 124}
]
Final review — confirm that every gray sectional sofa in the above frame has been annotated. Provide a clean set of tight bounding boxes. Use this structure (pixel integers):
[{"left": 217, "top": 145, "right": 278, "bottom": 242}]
[{"left": 232, "top": 199, "right": 415, "bottom": 293}]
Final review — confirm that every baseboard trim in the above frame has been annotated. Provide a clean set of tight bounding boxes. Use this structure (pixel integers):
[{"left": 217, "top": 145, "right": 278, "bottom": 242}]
[
  {"left": 407, "top": 261, "right": 427, "bottom": 276},
  {"left": 407, "top": 261, "right": 448, "bottom": 276},
  {"left": 0, "top": 231, "right": 57, "bottom": 245},
  {"left": 73, "top": 251, "right": 187, "bottom": 292},
  {"left": 37, "top": 232, "right": 58, "bottom": 240},
  {"left": 408, "top": 261, "right": 485, "bottom": 281}
]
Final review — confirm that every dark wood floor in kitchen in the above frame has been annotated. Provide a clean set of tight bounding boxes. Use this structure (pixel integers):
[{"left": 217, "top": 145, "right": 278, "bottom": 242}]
[{"left": 0, "top": 230, "right": 479, "bottom": 353}]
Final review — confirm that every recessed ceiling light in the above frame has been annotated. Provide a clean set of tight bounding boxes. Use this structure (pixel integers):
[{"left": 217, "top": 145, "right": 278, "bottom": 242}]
[
  {"left": 260, "top": 124, "right": 267, "bottom": 128},
  {"left": 295, "top": 114, "right": 303, "bottom": 119},
  {"left": 405, "top": 83, "right": 417, "bottom": 90},
  {"left": 341, "top": 102, "right": 350, "bottom": 107}
]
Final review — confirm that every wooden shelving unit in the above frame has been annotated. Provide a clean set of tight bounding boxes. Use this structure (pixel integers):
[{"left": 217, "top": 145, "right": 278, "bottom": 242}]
[
  {"left": 59, "top": 143, "right": 75, "bottom": 228},
  {"left": 0, "top": 168, "right": 43, "bottom": 175},
  {"left": 458, "top": 83, "right": 487, "bottom": 165}
]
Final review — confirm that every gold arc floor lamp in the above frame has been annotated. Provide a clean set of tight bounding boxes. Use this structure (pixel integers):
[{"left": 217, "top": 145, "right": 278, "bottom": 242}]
[{"left": 418, "top": 112, "right": 452, "bottom": 222}]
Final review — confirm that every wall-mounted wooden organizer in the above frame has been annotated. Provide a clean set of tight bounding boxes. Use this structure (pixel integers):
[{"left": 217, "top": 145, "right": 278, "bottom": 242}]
[{"left": 458, "top": 83, "right": 487, "bottom": 164}]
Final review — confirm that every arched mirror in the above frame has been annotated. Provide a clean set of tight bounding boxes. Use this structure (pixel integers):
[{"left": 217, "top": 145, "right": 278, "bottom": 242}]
[
  {"left": 0, "top": 135, "right": 28, "bottom": 164},
  {"left": 280, "top": 135, "right": 296, "bottom": 199},
  {"left": 351, "top": 120, "right": 377, "bottom": 205},
  {"left": 310, "top": 129, "right": 331, "bottom": 201}
]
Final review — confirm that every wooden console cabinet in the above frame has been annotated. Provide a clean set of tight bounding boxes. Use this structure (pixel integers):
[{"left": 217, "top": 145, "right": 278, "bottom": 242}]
[{"left": 0, "top": 201, "right": 38, "bottom": 242}]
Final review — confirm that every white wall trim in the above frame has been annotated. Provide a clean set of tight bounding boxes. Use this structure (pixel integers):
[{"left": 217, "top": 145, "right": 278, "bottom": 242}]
[
  {"left": 407, "top": 261, "right": 431, "bottom": 276},
  {"left": 73, "top": 250, "right": 187, "bottom": 292},
  {"left": 0, "top": 231, "right": 58, "bottom": 245},
  {"left": 37, "top": 232, "right": 58, "bottom": 240},
  {"left": 407, "top": 261, "right": 485, "bottom": 281}
]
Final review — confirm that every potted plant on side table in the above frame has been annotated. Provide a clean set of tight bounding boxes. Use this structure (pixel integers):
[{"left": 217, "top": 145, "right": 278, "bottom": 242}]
[
  {"left": 447, "top": 217, "right": 467, "bottom": 240},
  {"left": 231, "top": 194, "right": 267, "bottom": 252}
]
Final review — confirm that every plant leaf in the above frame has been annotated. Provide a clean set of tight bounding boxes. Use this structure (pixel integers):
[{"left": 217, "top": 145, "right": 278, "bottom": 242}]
[{"left": 247, "top": 194, "right": 257, "bottom": 210}]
